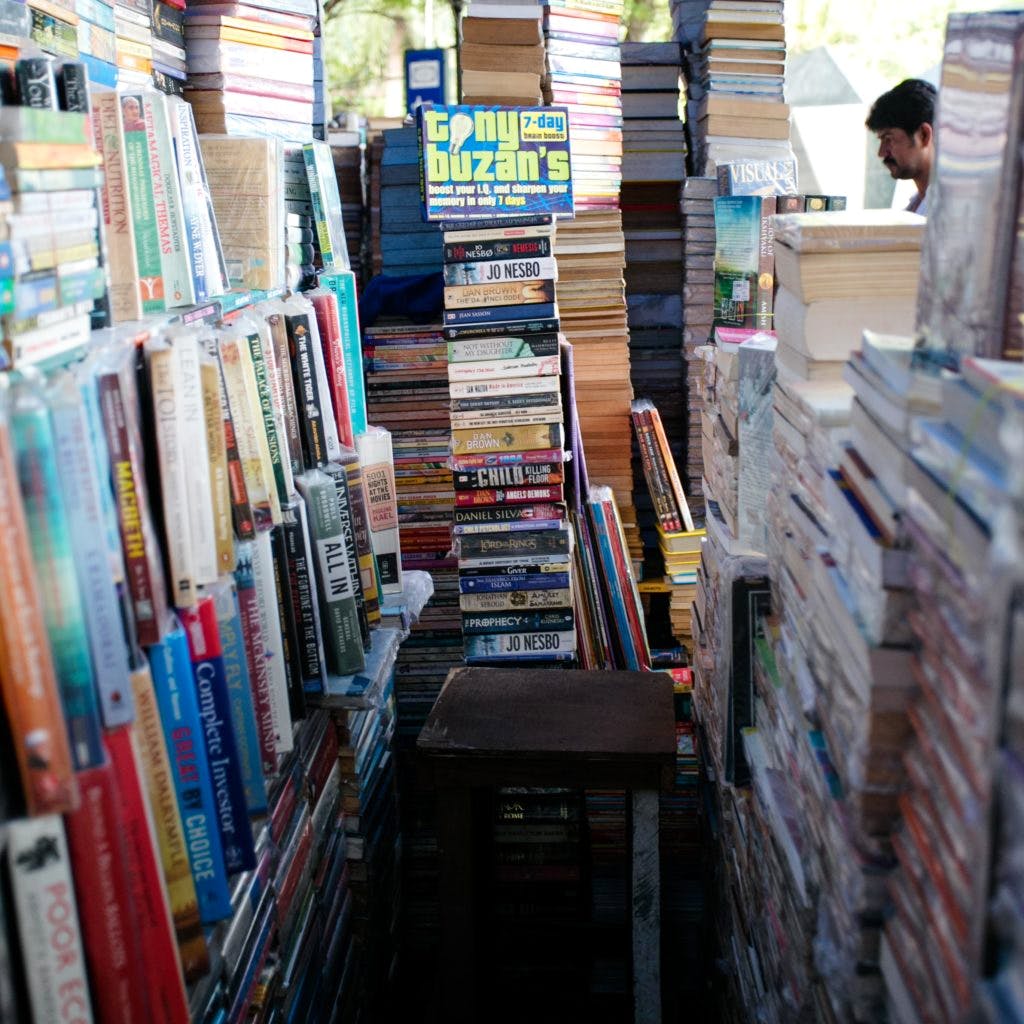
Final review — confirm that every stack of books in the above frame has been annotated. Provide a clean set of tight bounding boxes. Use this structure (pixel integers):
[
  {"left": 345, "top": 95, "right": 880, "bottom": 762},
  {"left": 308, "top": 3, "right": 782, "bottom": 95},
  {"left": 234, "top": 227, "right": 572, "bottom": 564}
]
[
  {"left": 772, "top": 210, "right": 925, "bottom": 384},
  {"left": 67, "top": 0, "right": 116, "bottom": 88},
  {"left": 684, "top": 0, "right": 792, "bottom": 175},
  {"left": 377, "top": 124, "right": 442, "bottom": 277},
  {"left": 153, "top": 1, "right": 187, "bottom": 94},
  {"left": 328, "top": 121, "right": 365, "bottom": 278},
  {"left": 0, "top": 67, "right": 108, "bottom": 370},
  {"left": 620, "top": 42, "right": 688, "bottom": 583},
  {"left": 114, "top": 0, "right": 156, "bottom": 86},
  {"left": 543, "top": 0, "right": 623, "bottom": 211},
  {"left": 183, "top": 0, "right": 317, "bottom": 143},
  {"left": 443, "top": 216, "right": 577, "bottom": 665},
  {"left": 680, "top": 175, "right": 716, "bottom": 515},
  {"left": 459, "top": 0, "right": 544, "bottom": 105}
]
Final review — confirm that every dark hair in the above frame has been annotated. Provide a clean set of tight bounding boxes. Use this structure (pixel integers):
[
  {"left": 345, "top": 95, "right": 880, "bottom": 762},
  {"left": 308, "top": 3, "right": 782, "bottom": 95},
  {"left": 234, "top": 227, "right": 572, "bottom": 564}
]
[{"left": 866, "top": 79, "right": 937, "bottom": 135}]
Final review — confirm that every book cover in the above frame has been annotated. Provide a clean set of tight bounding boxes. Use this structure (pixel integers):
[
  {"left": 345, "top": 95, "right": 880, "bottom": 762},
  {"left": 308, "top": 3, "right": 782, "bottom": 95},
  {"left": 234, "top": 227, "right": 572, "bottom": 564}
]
[
  {"left": 232, "top": 541, "right": 280, "bottom": 771},
  {"left": 355, "top": 427, "right": 403, "bottom": 594},
  {"left": 11, "top": 379, "right": 104, "bottom": 771},
  {"left": 295, "top": 468, "right": 365, "bottom": 675},
  {"left": 147, "top": 623, "right": 233, "bottom": 923},
  {"left": 318, "top": 271, "right": 367, "bottom": 436},
  {"left": 119, "top": 91, "right": 165, "bottom": 311},
  {"left": 47, "top": 371, "right": 135, "bottom": 728},
  {"left": 103, "top": 726, "right": 191, "bottom": 1024},
  {"left": 65, "top": 762, "right": 152, "bottom": 1021},
  {"left": 756, "top": 194, "right": 776, "bottom": 331},
  {"left": 321, "top": 462, "right": 370, "bottom": 646},
  {"left": 179, "top": 595, "right": 257, "bottom": 874},
  {"left": 713, "top": 194, "right": 760, "bottom": 328},
  {"left": 6, "top": 815, "right": 95, "bottom": 1024},
  {"left": 302, "top": 139, "right": 349, "bottom": 271},
  {"left": 444, "top": 254, "right": 557, "bottom": 285},
  {"left": 127, "top": 661, "right": 207, "bottom": 978}
]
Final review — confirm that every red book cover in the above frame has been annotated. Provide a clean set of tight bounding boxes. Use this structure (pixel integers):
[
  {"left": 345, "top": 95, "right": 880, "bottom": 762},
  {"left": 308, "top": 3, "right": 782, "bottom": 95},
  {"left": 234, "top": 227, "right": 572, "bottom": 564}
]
[
  {"left": 104, "top": 727, "right": 190, "bottom": 1024},
  {"left": 309, "top": 289, "right": 355, "bottom": 449},
  {"left": 65, "top": 762, "right": 151, "bottom": 1024}
]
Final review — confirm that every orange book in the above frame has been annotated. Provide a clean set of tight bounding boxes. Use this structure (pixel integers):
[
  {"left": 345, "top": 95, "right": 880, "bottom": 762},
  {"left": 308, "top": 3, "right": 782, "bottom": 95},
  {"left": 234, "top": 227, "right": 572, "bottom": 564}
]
[
  {"left": 0, "top": 141, "right": 101, "bottom": 170},
  {"left": 0, "top": 397, "right": 76, "bottom": 815},
  {"left": 185, "top": 24, "right": 314, "bottom": 52}
]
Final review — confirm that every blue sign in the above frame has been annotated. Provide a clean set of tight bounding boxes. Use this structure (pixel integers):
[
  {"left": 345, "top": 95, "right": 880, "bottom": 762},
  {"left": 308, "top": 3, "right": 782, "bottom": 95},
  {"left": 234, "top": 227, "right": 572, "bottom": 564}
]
[{"left": 405, "top": 48, "right": 446, "bottom": 116}]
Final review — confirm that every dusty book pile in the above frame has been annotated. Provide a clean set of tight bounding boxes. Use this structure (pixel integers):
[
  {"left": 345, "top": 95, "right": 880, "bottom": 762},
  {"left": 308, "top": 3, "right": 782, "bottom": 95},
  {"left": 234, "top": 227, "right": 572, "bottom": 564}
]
[{"left": 460, "top": 0, "right": 544, "bottom": 105}]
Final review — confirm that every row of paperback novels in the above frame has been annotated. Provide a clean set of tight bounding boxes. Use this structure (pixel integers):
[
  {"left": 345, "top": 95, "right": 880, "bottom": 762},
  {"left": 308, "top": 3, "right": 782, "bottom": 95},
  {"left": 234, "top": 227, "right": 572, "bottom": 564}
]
[
  {"left": 0, "top": 279, "right": 408, "bottom": 1019},
  {"left": 442, "top": 215, "right": 578, "bottom": 664}
]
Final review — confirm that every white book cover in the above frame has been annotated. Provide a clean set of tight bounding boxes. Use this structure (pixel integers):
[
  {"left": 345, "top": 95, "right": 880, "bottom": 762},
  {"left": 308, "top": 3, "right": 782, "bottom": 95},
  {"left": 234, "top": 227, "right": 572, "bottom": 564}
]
[
  {"left": 355, "top": 426, "right": 403, "bottom": 595},
  {"left": 251, "top": 529, "right": 294, "bottom": 753},
  {"left": 6, "top": 816, "right": 95, "bottom": 1024}
]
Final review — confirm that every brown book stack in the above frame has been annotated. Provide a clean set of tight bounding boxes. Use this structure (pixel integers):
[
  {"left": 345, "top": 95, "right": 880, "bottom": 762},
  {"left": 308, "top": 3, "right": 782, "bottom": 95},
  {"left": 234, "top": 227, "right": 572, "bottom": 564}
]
[
  {"left": 459, "top": 3, "right": 544, "bottom": 105},
  {"left": 553, "top": 210, "right": 641, "bottom": 562},
  {"left": 771, "top": 210, "right": 926, "bottom": 385},
  {"left": 680, "top": 175, "right": 716, "bottom": 514}
]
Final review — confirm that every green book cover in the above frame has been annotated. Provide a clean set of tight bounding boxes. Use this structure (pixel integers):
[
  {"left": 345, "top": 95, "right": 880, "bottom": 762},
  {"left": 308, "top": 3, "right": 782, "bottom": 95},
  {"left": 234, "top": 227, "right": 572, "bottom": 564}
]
[
  {"left": 121, "top": 92, "right": 166, "bottom": 313},
  {"left": 713, "top": 194, "right": 761, "bottom": 329},
  {"left": 295, "top": 468, "right": 365, "bottom": 677}
]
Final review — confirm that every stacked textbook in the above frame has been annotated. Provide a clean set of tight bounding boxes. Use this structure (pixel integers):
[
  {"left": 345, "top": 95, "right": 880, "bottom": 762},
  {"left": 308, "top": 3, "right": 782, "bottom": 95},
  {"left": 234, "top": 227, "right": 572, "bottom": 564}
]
[{"left": 444, "top": 215, "right": 577, "bottom": 664}]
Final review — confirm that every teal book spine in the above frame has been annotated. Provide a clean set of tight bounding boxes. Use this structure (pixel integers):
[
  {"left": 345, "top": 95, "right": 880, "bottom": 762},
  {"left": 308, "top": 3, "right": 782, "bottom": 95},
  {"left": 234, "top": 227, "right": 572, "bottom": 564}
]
[
  {"left": 11, "top": 378, "right": 104, "bottom": 769},
  {"left": 47, "top": 371, "right": 135, "bottom": 728},
  {"left": 319, "top": 270, "right": 367, "bottom": 435}
]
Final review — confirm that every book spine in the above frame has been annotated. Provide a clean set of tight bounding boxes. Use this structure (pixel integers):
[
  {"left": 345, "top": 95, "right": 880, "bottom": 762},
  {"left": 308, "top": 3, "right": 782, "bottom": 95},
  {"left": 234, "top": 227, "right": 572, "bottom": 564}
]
[
  {"left": 309, "top": 288, "right": 355, "bottom": 449},
  {"left": 444, "top": 315, "right": 560, "bottom": 340},
  {"left": 756, "top": 194, "right": 776, "bottom": 332},
  {"left": 245, "top": 326, "right": 291, "bottom": 509},
  {"left": 211, "top": 582, "right": 269, "bottom": 814},
  {"left": 218, "top": 329, "right": 274, "bottom": 530},
  {"left": 320, "top": 271, "right": 367, "bottom": 435},
  {"left": 449, "top": 375, "right": 560, "bottom": 399},
  {"left": 233, "top": 542, "right": 279, "bottom": 771},
  {"left": 453, "top": 464, "right": 563, "bottom": 490},
  {"left": 306, "top": 311, "right": 342, "bottom": 464},
  {"left": 65, "top": 763, "right": 151, "bottom": 1022},
  {"left": 454, "top": 484, "right": 564, "bottom": 507},
  {"left": 174, "top": 332, "right": 219, "bottom": 584},
  {"left": 451, "top": 422, "right": 563, "bottom": 455},
  {"left": 648, "top": 402, "right": 695, "bottom": 532},
  {"left": 447, "top": 334, "right": 560, "bottom": 362},
  {"left": 180, "top": 595, "right": 257, "bottom": 874},
  {"left": 443, "top": 256, "right": 557, "bottom": 286},
  {"left": 451, "top": 394, "right": 562, "bottom": 415},
  {"left": 147, "top": 626, "right": 233, "bottom": 924},
  {"left": 263, "top": 305, "right": 305, "bottom": 477},
  {"left": 120, "top": 91, "right": 166, "bottom": 312},
  {"left": 451, "top": 446, "right": 563, "bottom": 468},
  {"left": 199, "top": 356, "right": 235, "bottom": 574},
  {"left": 460, "top": 587, "right": 573, "bottom": 611},
  {"left": 295, "top": 469, "right": 365, "bottom": 675},
  {"left": 443, "top": 282, "right": 555, "bottom": 311},
  {"left": 11, "top": 384, "right": 104, "bottom": 771},
  {"left": 128, "top": 661, "right": 207, "bottom": 979},
  {"left": 342, "top": 455, "right": 380, "bottom": 625},
  {"left": 6, "top": 815, "right": 95, "bottom": 1024},
  {"left": 447, "top": 355, "right": 561, "bottom": 382},
  {"left": 354, "top": 428, "right": 403, "bottom": 595},
  {"left": 453, "top": 509, "right": 565, "bottom": 531},
  {"left": 450, "top": 411, "right": 562, "bottom": 430},
  {"left": 459, "top": 573, "right": 570, "bottom": 593},
  {"left": 280, "top": 499, "right": 326, "bottom": 680},
  {"left": 285, "top": 308, "right": 329, "bottom": 469},
  {"left": 462, "top": 610, "right": 575, "bottom": 634},
  {"left": 147, "top": 342, "right": 197, "bottom": 608},
  {"left": 268, "top": 522, "right": 306, "bottom": 716},
  {"left": 47, "top": 375, "right": 135, "bottom": 728},
  {"left": 165, "top": 95, "right": 211, "bottom": 302},
  {"left": 324, "top": 465, "right": 369, "bottom": 645},
  {"left": 463, "top": 630, "right": 576, "bottom": 659},
  {"left": 143, "top": 91, "right": 194, "bottom": 307},
  {"left": 103, "top": 726, "right": 191, "bottom": 1024},
  {"left": 443, "top": 236, "right": 552, "bottom": 262},
  {"left": 97, "top": 366, "right": 164, "bottom": 646},
  {"left": 632, "top": 405, "right": 671, "bottom": 532},
  {"left": 458, "top": 529, "right": 570, "bottom": 559},
  {"left": 302, "top": 142, "right": 336, "bottom": 267},
  {"left": 250, "top": 529, "right": 294, "bottom": 754},
  {"left": 91, "top": 91, "right": 143, "bottom": 321},
  {"left": 198, "top": 332, "right": 255, "bottom": 541}
]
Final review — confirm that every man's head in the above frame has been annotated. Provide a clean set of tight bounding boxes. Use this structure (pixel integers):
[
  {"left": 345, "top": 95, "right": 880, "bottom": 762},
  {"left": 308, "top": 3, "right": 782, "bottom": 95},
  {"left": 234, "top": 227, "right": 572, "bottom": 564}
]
[{"left": 866, "top": 79, "right": 937, "bottom": 187}]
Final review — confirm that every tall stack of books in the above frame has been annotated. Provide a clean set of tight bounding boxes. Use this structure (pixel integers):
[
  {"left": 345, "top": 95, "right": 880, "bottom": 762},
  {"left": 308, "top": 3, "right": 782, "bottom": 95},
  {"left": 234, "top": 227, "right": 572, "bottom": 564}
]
[
  {"left": 70, "top": 0, "right": 117, "bottom": 88},
  {"left": 114, "top": 0, "right": 156, "bottom": 86},
  {"left": 183, "top": 0, "right": 317, "bottom": 143},
  {"left": 680, "top": 175, "right": 716, "bottom": 515},
  {"left": 378, "top": 124, "right": 442, "bottom": 277},
  {"left": 620, "top": 40, "right": 689, "bottom": 605},
  {"left": 328, "top": 120, "right": 365, "bottom": 279},
  {"left": 683, "top": 0, "right": 792, "bottom": 175},
  {"left": 459, "top": 0, "right": 544, "bottom": 106},
  {"left": 543, "top": 0, "right": 623, "bottom": 211},
  {"left": 153, "top": 1, "right": 186, "bottom": 95},
  {"left": 443, "top": 217, "right": 576, "bottom": 665}
]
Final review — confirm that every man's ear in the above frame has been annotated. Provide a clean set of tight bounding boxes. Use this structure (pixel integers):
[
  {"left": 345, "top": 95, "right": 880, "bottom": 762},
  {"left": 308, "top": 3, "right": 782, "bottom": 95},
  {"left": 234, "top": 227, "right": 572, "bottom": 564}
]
[{"left": 918, "top": 122, "right": 933, "bottom": 148}]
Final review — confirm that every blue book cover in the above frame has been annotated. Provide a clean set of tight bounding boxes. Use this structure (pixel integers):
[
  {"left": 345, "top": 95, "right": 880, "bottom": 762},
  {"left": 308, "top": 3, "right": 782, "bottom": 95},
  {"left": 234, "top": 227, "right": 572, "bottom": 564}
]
[
  {"left": 181, "top": 595, "right": 257, "bottom": 875},
  {"left": 459, "top": 572, "right": 570, "bottom": 593},
  {"left": 211, "top": 582, "right": 268, "bottom": 815},
  {"left": 443, "top": 301, "right": 557, "bottom": 327},
  {"left": 589, "top": 492, "right": 642, "bottom": 670},
  {"left": 319, "top": 270, "right": 367, "bottom": 435},
  {"left": 148, "top": 623, "right": 233, "bottom": 923}
]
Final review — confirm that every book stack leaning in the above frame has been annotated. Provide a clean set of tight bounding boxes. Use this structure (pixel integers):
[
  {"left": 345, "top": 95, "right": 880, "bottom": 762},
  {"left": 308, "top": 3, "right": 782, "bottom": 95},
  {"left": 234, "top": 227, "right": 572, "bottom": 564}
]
[{"left": 444, "top": 215, "right": 577, "bottom": 664}]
